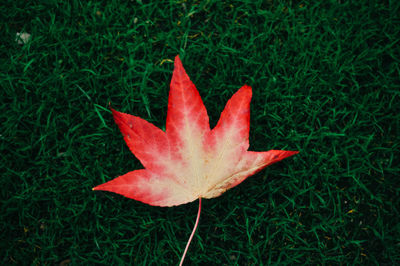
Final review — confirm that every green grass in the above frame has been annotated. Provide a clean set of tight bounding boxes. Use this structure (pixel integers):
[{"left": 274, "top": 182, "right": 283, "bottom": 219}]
[{"left": 1, "top": 0, "right": 399, "bottom": 265}]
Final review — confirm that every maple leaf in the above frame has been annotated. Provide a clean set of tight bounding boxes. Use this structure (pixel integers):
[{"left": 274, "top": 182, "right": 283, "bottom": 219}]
[{"left": 93, "top": 55, "right": 298, "bottom": 207}]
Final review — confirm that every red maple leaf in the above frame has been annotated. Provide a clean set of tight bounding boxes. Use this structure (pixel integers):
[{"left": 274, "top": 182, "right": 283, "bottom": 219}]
[{"left": 94, "top": 55, "right": 298, "bottom": 264}]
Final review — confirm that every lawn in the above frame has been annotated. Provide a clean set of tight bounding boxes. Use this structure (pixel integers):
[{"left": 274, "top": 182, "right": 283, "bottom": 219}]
[{"left": 1, "top": 0, "right": 399, "bottom": 265}]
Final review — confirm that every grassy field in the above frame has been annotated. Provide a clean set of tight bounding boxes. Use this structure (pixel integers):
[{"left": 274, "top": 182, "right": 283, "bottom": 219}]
[{"left": 1, "top": 0, "right": 399, "bottom": 265}]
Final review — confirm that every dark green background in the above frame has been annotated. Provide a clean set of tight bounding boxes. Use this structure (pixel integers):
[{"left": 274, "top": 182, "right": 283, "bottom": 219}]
[{"left": 1, "top": 0, "right": 399, "bottom": 265}]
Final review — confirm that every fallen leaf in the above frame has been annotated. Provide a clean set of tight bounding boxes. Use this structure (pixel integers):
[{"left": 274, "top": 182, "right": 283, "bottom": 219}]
[
  {"left": 93, "top": 55, "right": 298, "bottom": 265},
  {"left": 94, "top": 55, "right": 298, "bottom": 206}
]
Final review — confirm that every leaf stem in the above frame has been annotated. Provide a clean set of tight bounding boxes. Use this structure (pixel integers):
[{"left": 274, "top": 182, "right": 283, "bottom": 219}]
[{"left": 179, "top": 198, "right": 201, "bottom": 266}]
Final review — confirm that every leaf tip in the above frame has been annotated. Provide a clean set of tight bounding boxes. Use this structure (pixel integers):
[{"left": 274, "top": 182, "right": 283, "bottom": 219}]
[
  {"left": 92, "top": 184, "right": 103, "bottom": 191},
  {"left": 242, "top": 84, "right": 252, "bottom": 89},
  {"left": 174, "top": 54, "right": 184, "bottom": 70},
  {"left": 283, "top": 150, "right": 300, "bottom": 158}
]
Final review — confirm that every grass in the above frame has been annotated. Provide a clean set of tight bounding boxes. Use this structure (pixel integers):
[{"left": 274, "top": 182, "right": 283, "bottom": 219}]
[{"left": 1, "top": 0, "right": 399, "bottom": 264}]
